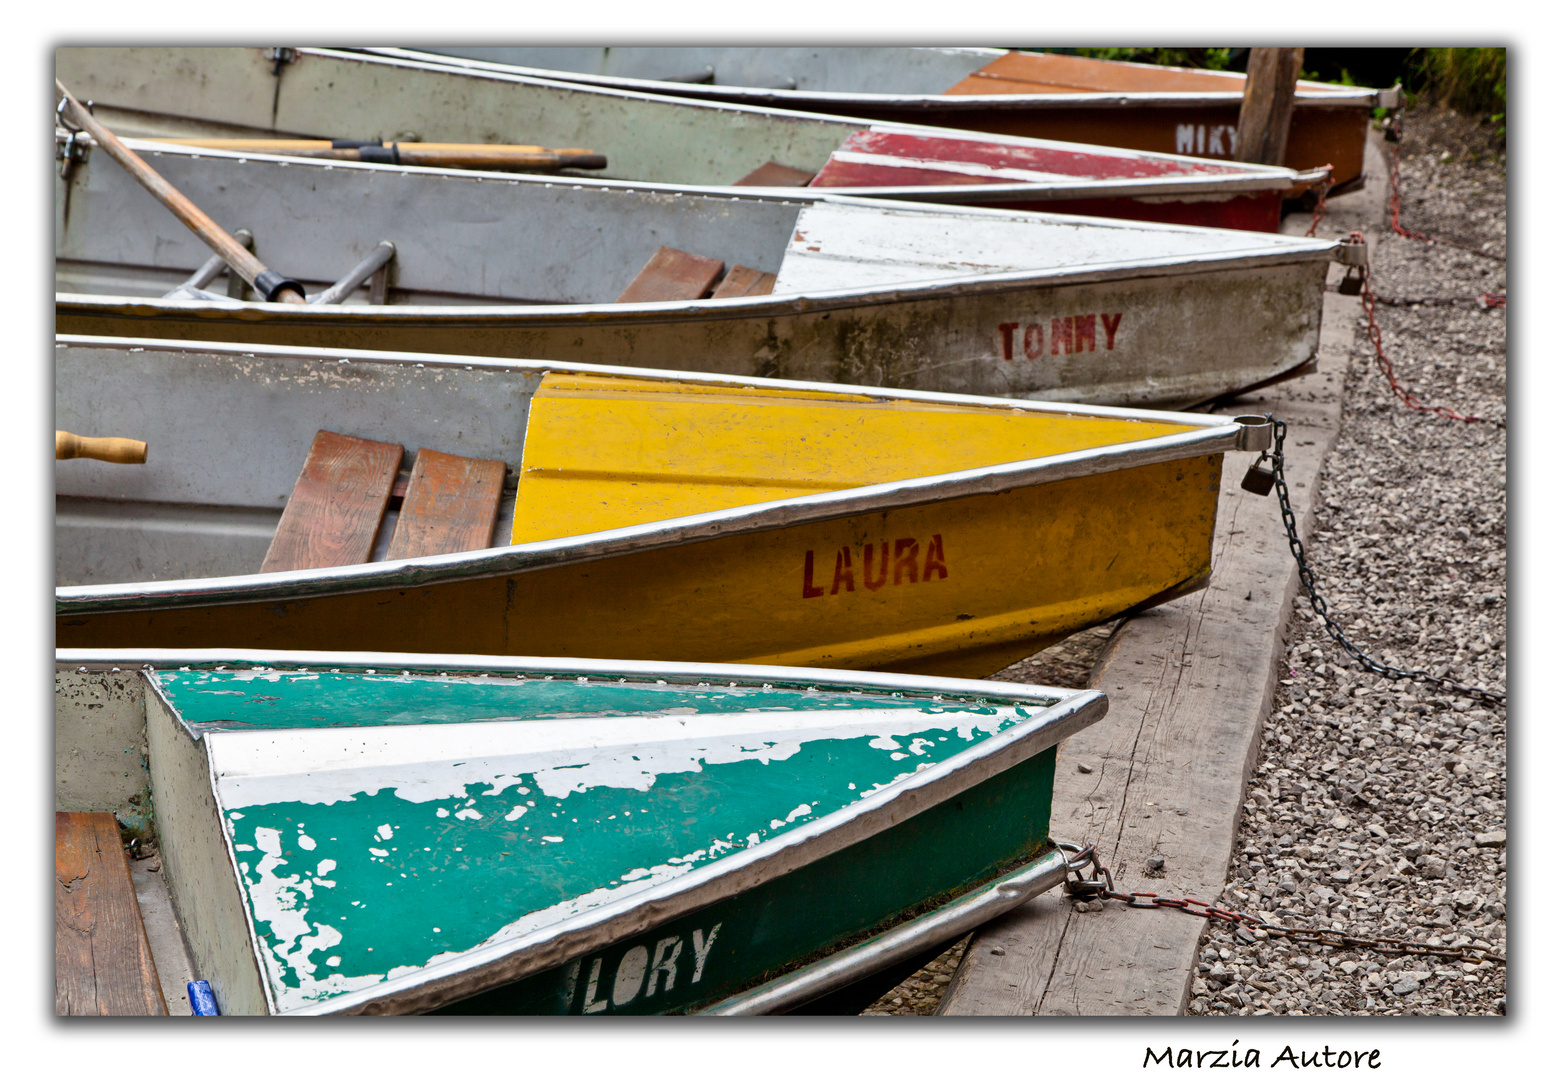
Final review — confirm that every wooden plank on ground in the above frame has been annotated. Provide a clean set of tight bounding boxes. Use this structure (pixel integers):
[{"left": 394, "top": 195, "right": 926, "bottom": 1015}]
[
  {"left": 56, "top": 812, "right": 168, "bottom": 1015},
  {"left": 385, "top": 448, "right": 506, "bottom": 561},
  {"left": 733, "top": 161, "right": 816, "bottom": 186},
  {"left": 940, "top": 142, "right": 1388, "bottom": 1012},
  {"left": 259, "top": 430, "right": 402, "bottom": 573},
  {"left": 616, "top": 247, "right": 725, "bottom": 303},
  {"left": 710, "top": 265, "right": 777, "bottom": 299}
]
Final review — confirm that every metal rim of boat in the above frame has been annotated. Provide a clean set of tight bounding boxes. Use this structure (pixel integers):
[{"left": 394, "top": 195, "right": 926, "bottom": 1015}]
[
  {"left": 55, "top": 336, "right": 1272, "bottom": 615},
  {"left": 55, "top": 646, "right": 1092, "bottom": 707},
  {"left": 370, "top": 47, "right": 1398, "bottom": 110},
  {"left": 696, "top": 843, "right": 1078, "bottom": 1015},
  {"left": 60, "top": 128, "right": 1304, "bottom": 204},
  {"left": 57, "top": 649, "right": 1105, "bottom": 1015}
]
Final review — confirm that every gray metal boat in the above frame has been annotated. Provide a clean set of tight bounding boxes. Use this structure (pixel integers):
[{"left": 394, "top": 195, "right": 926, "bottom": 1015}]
[{"left": 55, "top": 139, "right": 1350, "bottom": 407}]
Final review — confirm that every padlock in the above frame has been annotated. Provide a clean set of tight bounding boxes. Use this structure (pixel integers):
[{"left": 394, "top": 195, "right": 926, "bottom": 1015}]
[
  {"left": 1338, "top": 265, "right": 1365, "bottom": 297},
  {"left": 1241, "top": 453, "right": 1276, "bottom": 496}
]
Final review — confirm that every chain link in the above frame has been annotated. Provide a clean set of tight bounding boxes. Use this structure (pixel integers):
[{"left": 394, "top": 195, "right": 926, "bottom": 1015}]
[
  {"left": 1061, "top": 843, "right": 1505, "bottom": 966},
  {"left": 1266, "top": 415, "right": 1506, "bottom": 707}
]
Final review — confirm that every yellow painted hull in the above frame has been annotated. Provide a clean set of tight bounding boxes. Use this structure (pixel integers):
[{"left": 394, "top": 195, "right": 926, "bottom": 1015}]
[{"left": 57, "top": 455, "right": 1219, "bottom": 680}]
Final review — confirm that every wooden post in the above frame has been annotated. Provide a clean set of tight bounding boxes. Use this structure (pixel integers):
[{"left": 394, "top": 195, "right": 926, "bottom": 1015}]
[{"left": 1234, "top": 48, "right": 1306, "bottom": 166}]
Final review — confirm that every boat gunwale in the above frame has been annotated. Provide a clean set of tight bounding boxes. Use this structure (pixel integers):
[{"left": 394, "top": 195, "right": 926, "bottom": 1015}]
[
  {"left": 55, "top": 647, "right": 1105, "bottom": 1015},
  {"left": 55, "top": 647, "right": 1092, "bottom": 711},
  {"left": 56, "top": 336, "right": 1260, "bottom": 615},
  {"left": 371, "top": 47, "right": 1396, "bottom": 111},
  {"left": 76, "top": 129, "right": 1305, "bottom": 204}
]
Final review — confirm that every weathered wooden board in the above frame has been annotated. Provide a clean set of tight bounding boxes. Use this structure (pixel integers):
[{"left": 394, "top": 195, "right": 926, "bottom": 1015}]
[
  {"left": 385, "top": 448, "right": 505, "bottom": 560},
  {"left": 56, "top": 812, "right": 168, "bottom": 1015},
  {"left": 710, "top": 265, "right": 777, "bottom": 299},
  {"left": 260, "top": 430, "right": 402, "bottom": 573},
  {"left": 940, "top": 142, "right": 1386, "bottom": 1012},
  {"left": 616, "top": 247, "right": 726, "bottom": 303}
]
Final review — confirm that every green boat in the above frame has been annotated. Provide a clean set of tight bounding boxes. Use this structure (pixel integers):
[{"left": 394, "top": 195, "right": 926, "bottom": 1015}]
[{"left": 57, "top": 649, "right": 1106, "bottom": 1015}]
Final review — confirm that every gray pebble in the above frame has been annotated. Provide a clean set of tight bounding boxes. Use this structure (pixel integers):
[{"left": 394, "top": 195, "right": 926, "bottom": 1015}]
[{"left": 1183, "top": 109, "right": 1506, "bottom": 1022}]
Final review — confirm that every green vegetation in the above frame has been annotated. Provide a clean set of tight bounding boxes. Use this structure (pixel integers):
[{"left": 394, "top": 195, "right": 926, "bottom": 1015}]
[{"left": 1410, "top": 48, "right": 1505, "bottom": 140}]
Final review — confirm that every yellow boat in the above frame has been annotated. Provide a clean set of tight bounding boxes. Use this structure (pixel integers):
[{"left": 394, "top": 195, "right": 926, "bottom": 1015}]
[{"left": 56, "top": 336, "right": 1271, "bottom": 678}]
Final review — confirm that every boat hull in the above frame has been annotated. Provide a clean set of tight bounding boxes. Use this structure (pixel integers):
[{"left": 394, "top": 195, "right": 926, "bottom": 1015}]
[
  {"left": 56, "top": 652, "right": 1105, "bottom": 1014},
  {"left": 784, "top": 102, "right": 1368, "bottom": 197},
  {"left": 57, "top": 259, "right": 1325, "bottom": 409},
  {"left": 57, "top": 452, "right": 1220, "bottom": 680},
  {"left": 433, "top": 747, "right": 1058, "bottom": 1015}
]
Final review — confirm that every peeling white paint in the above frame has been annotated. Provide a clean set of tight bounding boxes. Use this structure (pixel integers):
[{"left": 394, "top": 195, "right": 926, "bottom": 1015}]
[{"left": 211, "top": 708, "right": 1020, "bottom": 810}]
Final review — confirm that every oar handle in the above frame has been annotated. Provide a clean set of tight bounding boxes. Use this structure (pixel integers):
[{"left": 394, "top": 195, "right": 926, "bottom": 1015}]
[
  {"left": 54, "top": 80, "right": 305, "bottom": 304},
  {"left": 57, "top": 430, "right": 147, "bottom": 464},
  {"left": 153, "top": 138, "right": 607, "bottom": 171}
]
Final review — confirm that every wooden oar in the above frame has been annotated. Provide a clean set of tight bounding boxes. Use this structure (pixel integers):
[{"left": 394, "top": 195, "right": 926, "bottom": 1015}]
[
  {"left": 153, "top": 138, "right": 607, "bottom": 172},
  {"left": 56, "top": 431, "right": 147, "bottom": 464},
  {"left": 54, "top": 80, "right": 305, "bottom": 304}
]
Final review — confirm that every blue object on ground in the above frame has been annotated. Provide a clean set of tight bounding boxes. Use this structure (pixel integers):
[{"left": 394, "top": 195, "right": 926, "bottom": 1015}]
[{"left": 187, "top": 980, "right": 219, "bottom": 1015}]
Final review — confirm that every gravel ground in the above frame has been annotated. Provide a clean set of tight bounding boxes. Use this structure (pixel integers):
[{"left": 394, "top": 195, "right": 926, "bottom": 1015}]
[
  {"left": 863, "top": 106, "right": 1506, "bottom": 1018},
  {"left": 1186, "top": 106, "right": 1507, "bottom": 1017}
]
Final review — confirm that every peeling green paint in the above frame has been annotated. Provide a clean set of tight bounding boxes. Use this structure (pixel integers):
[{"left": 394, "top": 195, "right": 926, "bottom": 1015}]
[{"left": 150, "top": 665, "right": 1063, "bottom": 1012}]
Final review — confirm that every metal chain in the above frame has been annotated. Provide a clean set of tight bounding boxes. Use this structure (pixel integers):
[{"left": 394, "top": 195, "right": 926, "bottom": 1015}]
[
  {"left": 1353, "top": 230, "right": 1506, "bottom": 428},
  {"left": 1267, "top": 415, "right": 1507, "bottom": 707},
  {"left": 1062, "top": 843, "right": 1506, "bottom": 966}
]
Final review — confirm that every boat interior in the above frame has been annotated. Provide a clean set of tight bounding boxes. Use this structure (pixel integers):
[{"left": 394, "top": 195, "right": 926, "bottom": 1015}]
[
  {"left": 55, "top": 339, "right": 1205, "bottom": 589},
  {"left": 54, "top": 47, "right": 864, "bottom": 188},
  {"left": 55, "top": 141, "right": 1310, "bottom": 307}
]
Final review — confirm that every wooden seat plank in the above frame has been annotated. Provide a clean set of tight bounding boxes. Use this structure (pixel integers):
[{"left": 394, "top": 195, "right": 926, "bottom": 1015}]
[
  {"left": 710, "top": 265, "right": 777, "bottom": 299},
  {"left": 616, "top": 247, "right": 726, "bottom": 303},
  {"left": 260, "top": 430, "right": 403, "bottom": 573},
  {"left": 56, "top": 812, "right": 168, "bottom": 1016},
  {"left": 384, "top": 448, "right": 507, "bottom": 561},
  {"left": 732, "top": 161, "right": 817, "bottom": 187}
]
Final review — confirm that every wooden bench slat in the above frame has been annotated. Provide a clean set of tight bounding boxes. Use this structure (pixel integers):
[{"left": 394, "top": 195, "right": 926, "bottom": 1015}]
[
  {"left": 732, "top": 161, "right": 817, "bottom": 187},
  {"left": 56, "top": 812, "right": 168, "bottom": 1016},
  {"left": 260, "top": 430, "right": 403, "bottom": 573},
  {"left": 384, "top": 448, "right": 506, "bottom": 561},
  {"left": 616, "top": 246, "right": 726, "bottom": 303},
  {"left": 710, "top": 265, "right": 777, "bottom": 299}
]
